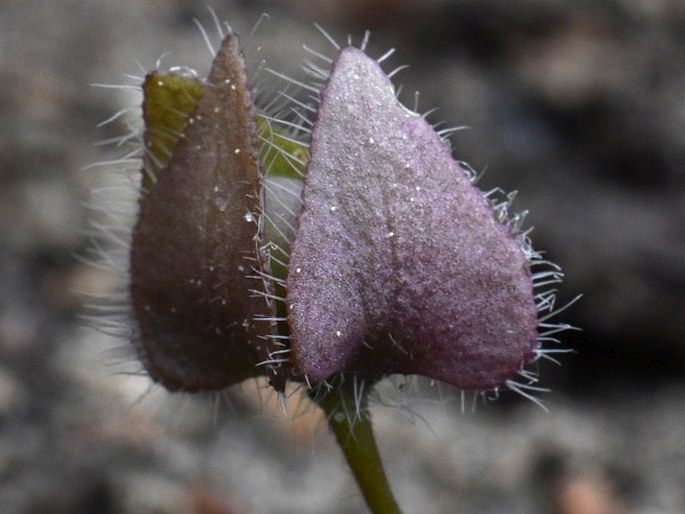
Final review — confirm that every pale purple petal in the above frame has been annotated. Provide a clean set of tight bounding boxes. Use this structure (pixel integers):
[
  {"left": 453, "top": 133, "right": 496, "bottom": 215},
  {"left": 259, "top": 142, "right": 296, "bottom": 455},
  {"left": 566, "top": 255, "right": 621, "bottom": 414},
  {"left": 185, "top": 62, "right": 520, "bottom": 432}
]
[{"left": 286, "top": 47, "right": 538, "bottom": 389}]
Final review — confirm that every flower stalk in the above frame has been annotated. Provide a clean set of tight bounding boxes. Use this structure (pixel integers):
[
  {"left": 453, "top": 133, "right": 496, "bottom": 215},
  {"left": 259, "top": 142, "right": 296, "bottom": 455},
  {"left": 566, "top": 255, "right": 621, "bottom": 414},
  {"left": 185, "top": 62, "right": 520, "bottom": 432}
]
[{"left": 313, "top": 378, "right": 402, "bottom": 514}]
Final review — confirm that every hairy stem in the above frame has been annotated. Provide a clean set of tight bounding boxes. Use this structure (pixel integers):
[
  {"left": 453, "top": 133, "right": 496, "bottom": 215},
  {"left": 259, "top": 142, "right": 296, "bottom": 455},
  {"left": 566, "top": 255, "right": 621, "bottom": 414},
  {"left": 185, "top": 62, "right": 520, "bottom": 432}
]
[{"left": 313, "top": 377, "right": 402, "bottom": 514}]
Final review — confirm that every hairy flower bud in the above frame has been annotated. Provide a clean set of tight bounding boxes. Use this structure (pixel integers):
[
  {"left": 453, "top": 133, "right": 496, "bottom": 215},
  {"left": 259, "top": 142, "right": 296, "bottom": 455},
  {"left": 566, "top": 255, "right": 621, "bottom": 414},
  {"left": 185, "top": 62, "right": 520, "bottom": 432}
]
[
  {"left": 112, "top": 27, "right": 574, "bottom": 402},
  {"left": 286, "top": 47, "right": 538, "bottom": 390},
  {"left": 130, "top": 36, "right": 277, "bottom": 392}
]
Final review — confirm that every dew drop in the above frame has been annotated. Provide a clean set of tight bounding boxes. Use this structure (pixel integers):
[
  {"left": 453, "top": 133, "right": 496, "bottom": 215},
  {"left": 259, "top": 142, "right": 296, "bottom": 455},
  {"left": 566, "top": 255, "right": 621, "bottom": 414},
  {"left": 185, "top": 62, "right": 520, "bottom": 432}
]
[{"left": 214, "top": 196, "right": 229, "bottom": 212}]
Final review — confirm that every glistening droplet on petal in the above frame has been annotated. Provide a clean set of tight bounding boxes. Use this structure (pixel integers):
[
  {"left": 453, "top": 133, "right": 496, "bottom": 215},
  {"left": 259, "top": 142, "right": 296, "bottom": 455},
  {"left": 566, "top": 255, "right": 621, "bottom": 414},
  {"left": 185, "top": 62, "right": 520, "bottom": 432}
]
[
  {"left": 286, "top": 47, "right": 538, "bottom": 390},
  {"left": 130, "top": 35, "right": 277, "bottom": 392}
]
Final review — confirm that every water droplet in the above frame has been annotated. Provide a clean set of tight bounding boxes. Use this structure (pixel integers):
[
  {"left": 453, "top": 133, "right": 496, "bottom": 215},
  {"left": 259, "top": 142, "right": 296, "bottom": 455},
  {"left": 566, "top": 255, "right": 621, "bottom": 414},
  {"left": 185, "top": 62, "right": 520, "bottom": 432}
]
[
  {"left": 234, "top": 148, "right": 241, "bottom": 154},
  {"left": 214, "top": 196, "right": 229, "bottom": 212},
  {"left": 330, "top": 205, "right": 337, "bottom": 212}
]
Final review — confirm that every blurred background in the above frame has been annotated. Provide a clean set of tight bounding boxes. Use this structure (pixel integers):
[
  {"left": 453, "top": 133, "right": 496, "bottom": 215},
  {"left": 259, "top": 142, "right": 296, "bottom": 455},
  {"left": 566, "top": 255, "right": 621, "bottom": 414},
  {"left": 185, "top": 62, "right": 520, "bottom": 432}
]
[{"left": 0, "top": 0, "right": 683, "bottom": 512}]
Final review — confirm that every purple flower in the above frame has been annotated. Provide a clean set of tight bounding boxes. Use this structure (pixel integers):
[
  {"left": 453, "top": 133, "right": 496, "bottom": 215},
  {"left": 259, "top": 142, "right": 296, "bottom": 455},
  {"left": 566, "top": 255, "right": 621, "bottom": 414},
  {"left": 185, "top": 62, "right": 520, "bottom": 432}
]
[
  {"left": 123, "top": 32, "right": 573, "bottom": 400},
  {"left": 286, "top": 47, "right": 540, "bottom": 390}
]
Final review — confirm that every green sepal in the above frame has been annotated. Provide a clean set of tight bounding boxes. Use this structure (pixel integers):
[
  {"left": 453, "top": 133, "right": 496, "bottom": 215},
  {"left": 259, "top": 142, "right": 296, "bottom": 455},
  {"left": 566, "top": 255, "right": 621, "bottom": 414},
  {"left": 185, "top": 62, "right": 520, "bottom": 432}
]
[{"left": 141, "top": 73, "right": 204, "bottom": 190}]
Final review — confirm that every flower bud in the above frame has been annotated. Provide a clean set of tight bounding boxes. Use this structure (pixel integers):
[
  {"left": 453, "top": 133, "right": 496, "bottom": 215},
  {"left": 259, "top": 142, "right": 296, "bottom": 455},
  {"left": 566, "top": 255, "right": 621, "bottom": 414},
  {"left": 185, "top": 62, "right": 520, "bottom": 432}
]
[
  {"left": 286, "top": 47, "right": 539, "bottom": 390},
  {"left": 130, "top": 36, "right": 279, "bottom": 392},
  {"left": 123, "top": 30, "right": 573, "bottom": 400}
]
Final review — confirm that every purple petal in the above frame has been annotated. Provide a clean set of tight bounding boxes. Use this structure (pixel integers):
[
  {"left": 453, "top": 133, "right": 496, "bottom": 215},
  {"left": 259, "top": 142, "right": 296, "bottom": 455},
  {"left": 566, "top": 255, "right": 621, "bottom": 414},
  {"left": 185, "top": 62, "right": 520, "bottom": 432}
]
[{"left": 286, "top": 47, "right": 538, "bottom": 390}]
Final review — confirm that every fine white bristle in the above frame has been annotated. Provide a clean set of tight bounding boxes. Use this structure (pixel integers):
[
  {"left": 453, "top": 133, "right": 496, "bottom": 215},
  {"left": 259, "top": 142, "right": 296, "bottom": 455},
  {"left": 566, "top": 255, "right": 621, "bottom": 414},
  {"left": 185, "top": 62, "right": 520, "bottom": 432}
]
[{"left": 193, "top": 17, "right": 217, "bottom": 57}]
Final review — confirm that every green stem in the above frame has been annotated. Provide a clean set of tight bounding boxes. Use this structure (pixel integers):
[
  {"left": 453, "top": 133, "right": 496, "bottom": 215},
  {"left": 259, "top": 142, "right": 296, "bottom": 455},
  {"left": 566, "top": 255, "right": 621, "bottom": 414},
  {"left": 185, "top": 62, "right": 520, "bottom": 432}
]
[{"left": 313, "top": 377, "right": 402, "bottom": 514}]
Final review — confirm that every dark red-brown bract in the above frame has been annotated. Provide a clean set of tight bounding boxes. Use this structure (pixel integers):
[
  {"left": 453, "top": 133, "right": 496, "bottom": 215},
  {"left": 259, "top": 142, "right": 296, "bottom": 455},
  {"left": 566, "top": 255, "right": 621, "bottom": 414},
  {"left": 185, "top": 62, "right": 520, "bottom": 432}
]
[{"left": 130, "top": 36, "right": 278, "bottom": 392}]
